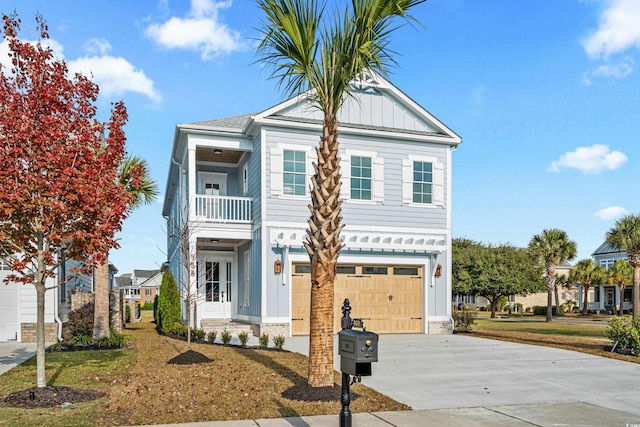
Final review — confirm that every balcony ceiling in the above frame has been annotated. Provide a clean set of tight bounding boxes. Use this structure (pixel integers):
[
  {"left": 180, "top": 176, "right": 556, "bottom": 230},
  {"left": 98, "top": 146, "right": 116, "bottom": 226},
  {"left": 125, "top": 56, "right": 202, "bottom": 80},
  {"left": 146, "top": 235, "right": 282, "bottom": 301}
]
[{"left": 197, "top": 147, "right": 244, "bottom": 164}]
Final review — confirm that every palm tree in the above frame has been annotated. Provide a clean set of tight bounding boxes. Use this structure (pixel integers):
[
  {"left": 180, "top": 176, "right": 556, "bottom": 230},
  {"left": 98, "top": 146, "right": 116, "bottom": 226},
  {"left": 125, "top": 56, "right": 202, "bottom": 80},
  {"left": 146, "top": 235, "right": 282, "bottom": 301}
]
[
  {"left": 607, "top": 259, "right": 632, "bottom": 316},
  {"left": 93, "top": 155, "right": 159, "bottom": 340},
  {"left": 606, "top": 214, "right": 640, "bottom": 317},
  {"left": 570, "top": 259, "right": 605, "bottom": 315},
  {"left": 554, "top": 273, "right": 568, "bottom": 315},
  {"left": 528, "top": 229, "right": 577, "bottom": 322},
  {"left": 256, "top": 0, "right": 425, "bottom": 387}
]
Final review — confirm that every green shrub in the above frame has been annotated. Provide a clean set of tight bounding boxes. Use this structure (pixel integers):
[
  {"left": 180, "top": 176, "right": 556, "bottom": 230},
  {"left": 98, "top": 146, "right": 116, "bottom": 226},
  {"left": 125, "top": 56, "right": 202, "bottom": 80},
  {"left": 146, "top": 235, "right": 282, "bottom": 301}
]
[
  {"left": 238, "top": 331, "right": 249, "bottom": 347},
  {"left": 452, "top": 308, "right": 476, "bottom": 332},
  {"left": 207, "top": 331, "right": 217, "bottom": 343},
  {"left": 532, "top": 306, "right": 564, "bottom": 316},
  {"left": 125, "top": 304, "right": 131, "bottom": 323},
  {"left": 191, "top": 328, "right": 206, "bottom": 341},
  {"left": 221, "top": 329, "right": 232, "bottom": 345},
  {"left": 47, "top": 342, "right": 65, "bottom": 352},
  {"left": 259, "top": 333, "right": 269, "bottom": 349},
  {"left": 96, "top": 328, "right": 130, "bottom": 348},
  {"left": 69, "top": 335, "right": 93, "bottom": 345},
  {"left": 605, "top": 316, "right": 640, "bottom": 355},
  {"left": 170, "top": 323, "right": 188, "bottom": 337},
  {"left": 65, "top": 301, "right": 94, "bottom": 339},
  {"left": 273, "top": 335, "right": 285, "bottom": 349},
  {"left": 157, "top": 272, "right": 181, "bottom": 334},
  {"left": 153, "top": 295, "right": 159, "bottom": 323},
  {"left": 141, "top": 302, "right": 154, "bottom": 310}
]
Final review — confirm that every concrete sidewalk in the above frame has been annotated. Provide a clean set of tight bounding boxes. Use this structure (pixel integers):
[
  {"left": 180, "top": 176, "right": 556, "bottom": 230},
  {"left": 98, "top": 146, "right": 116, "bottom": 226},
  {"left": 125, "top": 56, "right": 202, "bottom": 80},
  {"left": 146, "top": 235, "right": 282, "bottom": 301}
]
[
  {"left": 144, "top": 402, "right": 639, "bottom": 426},
  {"left": 0, "top": 342, "right": 36, "bottom": 375}
]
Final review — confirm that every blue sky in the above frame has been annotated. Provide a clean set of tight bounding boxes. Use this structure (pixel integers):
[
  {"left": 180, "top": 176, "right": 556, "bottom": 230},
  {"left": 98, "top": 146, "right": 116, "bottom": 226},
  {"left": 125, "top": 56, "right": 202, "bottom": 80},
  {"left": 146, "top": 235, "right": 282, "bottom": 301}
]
[{"left": 2, "top": 0, "right": 639, "bottom": 274}]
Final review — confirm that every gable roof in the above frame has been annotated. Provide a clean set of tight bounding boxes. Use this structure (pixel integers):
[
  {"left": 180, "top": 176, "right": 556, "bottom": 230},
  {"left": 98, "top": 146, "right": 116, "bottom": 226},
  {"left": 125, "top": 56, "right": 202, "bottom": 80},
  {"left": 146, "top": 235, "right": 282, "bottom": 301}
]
[
  {"left": 592, "top": 240, "right": 625, "bottom": 257},
  {"left": 133, "top": 269, "right": 160, "bottom": 279},
  {"left": 163, "top": 71, "right": 461, "bottom": 215}
]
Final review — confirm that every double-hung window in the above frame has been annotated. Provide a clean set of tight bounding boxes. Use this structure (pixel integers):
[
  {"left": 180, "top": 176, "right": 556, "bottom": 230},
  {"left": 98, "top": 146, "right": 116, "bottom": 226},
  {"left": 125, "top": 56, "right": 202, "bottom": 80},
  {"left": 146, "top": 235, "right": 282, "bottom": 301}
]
[
  {"left": 402, "top": 155, "right": 444, "bottom": 206},
  {"left": 342, "top": 149, "right": 383, "bottom": 202},
  {"left": 412, "top": 161, "right": 433, "bottom": 204},
  {"left": 283, "top": 149, "right": 306, "bottom": 196},
  {"left": 350, "top": 156, "right": 372, "bottom": 200}
]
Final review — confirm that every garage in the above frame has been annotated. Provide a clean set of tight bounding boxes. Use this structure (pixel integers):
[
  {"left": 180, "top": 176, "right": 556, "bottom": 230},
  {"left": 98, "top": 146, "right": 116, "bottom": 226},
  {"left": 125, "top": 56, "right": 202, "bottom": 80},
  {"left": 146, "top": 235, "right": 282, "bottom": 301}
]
[
  {"left": 0, "top": 273, "right": 19, "bottom": 342},
  {"left": 292, "top": 263, "right": 423, "bottom": 335}
]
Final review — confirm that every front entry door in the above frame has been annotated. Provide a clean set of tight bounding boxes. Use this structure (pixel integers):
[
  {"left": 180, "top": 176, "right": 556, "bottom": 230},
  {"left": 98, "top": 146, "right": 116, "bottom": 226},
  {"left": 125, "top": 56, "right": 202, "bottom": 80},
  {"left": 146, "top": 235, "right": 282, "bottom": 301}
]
[{"left": 199, "top": 259, "right": 232, "bottom": 319}]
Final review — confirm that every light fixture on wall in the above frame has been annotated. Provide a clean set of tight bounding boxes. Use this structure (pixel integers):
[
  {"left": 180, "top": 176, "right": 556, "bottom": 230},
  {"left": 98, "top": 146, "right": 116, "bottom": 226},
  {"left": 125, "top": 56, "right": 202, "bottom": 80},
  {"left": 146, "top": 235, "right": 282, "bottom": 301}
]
[
  {"left": 435, "top": 264, "right": 442, "bottom": 277},
  {"left": 213, "top": 149, "right": 223, "bottom": 155}
]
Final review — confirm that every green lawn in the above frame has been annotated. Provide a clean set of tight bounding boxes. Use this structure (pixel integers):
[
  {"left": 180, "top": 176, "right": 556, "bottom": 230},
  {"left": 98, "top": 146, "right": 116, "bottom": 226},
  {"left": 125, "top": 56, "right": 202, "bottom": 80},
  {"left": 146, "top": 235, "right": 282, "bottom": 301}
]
[{"left": 475, "top": 318, "right": 608, "bottom": 339}]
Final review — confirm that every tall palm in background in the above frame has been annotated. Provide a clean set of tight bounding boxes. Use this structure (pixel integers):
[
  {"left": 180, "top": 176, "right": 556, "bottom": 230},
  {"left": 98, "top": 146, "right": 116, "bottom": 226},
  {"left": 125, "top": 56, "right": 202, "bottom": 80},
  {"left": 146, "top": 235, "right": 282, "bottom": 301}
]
[
  {"left": 93, "top": 155, "right": 159, "bottom": 340},
  {"left": 255, "top": 0, "right": 425, "bottom": 386},
  {"left": 607, "top": 259, "right": 632, "bottom": 316},
  {"left": 606, "top": 214, "right": 640, "bottom": 318},
  {"left": 570, "top": 259, "right": 605, "bottom": 315},
  {"left": 528, "top": 229, "right": 577, "bottom": 322}
]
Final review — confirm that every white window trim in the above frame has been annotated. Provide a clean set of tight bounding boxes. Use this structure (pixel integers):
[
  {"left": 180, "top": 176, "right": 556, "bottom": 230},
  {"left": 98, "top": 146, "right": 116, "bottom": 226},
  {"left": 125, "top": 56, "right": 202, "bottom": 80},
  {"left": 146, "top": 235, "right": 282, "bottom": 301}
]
[
  {"left": 342, "top": 149, "right": 384, "bottom": 204},
  {"left": 402, "top": 155, "right": 444, "bottom": 208},
  {"left": 270, "top": 143, "right": 313, "bottom": 199}
]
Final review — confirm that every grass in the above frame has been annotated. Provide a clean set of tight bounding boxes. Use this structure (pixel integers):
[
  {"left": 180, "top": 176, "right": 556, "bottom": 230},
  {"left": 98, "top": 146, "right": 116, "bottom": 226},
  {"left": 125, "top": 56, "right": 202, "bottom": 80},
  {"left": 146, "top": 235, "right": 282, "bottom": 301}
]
[
  {"left": 471, "top": 315, "right": 640, "bottom": 365},
  {"left": 0, "top": 312, "right": 408, "bottom": 426}
]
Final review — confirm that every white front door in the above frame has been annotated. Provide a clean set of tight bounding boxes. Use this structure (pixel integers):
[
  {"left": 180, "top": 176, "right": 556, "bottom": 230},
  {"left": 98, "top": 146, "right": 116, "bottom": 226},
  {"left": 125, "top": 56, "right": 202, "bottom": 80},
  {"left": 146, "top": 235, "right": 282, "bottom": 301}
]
[{"left": 198, "top": 259, "right": 232, "bottom": 319}]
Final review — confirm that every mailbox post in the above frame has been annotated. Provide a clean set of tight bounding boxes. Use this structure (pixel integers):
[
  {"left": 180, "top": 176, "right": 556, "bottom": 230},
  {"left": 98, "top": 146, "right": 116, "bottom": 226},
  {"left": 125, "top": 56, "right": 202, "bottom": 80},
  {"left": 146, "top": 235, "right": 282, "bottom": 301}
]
[{"left": 338, "top": 299, "right": 378, "bottom": 427}]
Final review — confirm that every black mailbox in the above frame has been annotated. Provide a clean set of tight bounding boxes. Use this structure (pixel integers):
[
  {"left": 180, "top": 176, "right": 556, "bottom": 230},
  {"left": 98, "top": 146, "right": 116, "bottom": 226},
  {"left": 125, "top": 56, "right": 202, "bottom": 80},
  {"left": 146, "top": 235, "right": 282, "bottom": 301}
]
[{"left": 338, "top": 329, "right": 378, "bottom": 376}]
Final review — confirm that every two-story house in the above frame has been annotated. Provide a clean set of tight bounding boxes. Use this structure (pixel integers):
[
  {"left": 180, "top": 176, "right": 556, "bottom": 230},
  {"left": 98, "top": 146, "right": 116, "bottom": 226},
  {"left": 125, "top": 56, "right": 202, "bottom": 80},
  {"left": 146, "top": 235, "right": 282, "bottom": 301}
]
[
  {"left": 162, "top": 72, "right": 461, "bottom": 337},
  {"left": 585, "top": 241, "right": 632, "bottom": 313}
]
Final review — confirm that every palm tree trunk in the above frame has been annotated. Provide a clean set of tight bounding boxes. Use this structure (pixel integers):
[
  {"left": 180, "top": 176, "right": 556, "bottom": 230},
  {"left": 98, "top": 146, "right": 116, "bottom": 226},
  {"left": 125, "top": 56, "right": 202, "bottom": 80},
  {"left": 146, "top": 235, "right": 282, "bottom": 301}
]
[
  {"left": 93, "top": 260, "right": 110, "bottom": 340},
  {"left": 633, "top": 264, "right": 640, "bottom": 318},
  {"left": 305, "top": 115, "right": 343, "bottom": 388},
  {"left": 546, "top": 289, "right": 553, "bottom": 322},
  {"left": 554, "top": 285, "right": 560, "bottom": 316},
  {"left": 582, "top": 285, "right": 590, "bottom": 315}
]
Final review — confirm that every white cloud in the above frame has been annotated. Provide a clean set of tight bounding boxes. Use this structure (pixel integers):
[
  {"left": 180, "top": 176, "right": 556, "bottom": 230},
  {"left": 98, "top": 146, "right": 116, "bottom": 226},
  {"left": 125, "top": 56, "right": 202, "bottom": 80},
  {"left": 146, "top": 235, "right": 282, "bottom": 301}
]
[
  {"left": 582, "top": 0, "right": 640, "bottom": 58},
  {"left": 69, "top": 55, "right": 162, "bottom": 103},
  {"left": 594, "top": 206, "right": 628, "bottom": 220},
  {"left": 144, "top": 0, "right": 244, "bottom": 60},
  {"left": 593, "top": 59, "right": 634, "bottom": 78},
  {"left": 1, "top": 37, "right": 160, "bottom": 103},
  {"left": 547, "top": 144, "right": 627, "bottom": 173}
]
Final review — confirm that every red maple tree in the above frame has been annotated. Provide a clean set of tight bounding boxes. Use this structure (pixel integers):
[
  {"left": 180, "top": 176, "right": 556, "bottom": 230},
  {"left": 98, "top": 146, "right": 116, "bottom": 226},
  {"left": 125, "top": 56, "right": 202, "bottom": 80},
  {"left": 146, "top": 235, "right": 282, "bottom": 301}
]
[{"left": 0, "top": 13, "right": 135, "bottom": 388}]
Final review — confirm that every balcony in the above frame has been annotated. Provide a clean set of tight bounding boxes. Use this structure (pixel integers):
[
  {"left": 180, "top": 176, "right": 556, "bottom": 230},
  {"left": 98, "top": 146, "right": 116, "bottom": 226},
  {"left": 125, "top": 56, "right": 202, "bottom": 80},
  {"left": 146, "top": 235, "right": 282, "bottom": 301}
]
[{"left": 194, "top": 195, "right": 252, "bottom": 223}]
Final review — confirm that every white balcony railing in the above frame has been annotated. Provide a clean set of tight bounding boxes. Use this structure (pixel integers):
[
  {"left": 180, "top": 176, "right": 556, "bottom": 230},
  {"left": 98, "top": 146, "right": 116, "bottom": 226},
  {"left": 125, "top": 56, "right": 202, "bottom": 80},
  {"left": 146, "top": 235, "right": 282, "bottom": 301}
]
[{"left": 194, "top": 195, "right": 252, "bottom": 223}]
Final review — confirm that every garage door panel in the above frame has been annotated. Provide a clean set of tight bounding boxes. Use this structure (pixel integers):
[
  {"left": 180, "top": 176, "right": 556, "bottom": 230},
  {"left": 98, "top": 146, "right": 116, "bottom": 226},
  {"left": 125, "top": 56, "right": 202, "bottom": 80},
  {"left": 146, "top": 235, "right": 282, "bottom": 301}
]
[{"left": 292, "top": 263, "right": 423, "bottom": 335}]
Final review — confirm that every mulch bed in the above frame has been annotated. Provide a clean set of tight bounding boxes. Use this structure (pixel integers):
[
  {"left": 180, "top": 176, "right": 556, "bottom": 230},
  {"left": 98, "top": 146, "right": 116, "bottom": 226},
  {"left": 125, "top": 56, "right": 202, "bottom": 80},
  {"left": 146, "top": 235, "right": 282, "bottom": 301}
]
[
  {"left": 281, "top": 383, "right": 359, "bottom": 402},
  {"left": 0, "top": 386, "right": 105, "bottom": 409},
  {"left": 167, "top": 349, "right": 213, "bottom": 365}
]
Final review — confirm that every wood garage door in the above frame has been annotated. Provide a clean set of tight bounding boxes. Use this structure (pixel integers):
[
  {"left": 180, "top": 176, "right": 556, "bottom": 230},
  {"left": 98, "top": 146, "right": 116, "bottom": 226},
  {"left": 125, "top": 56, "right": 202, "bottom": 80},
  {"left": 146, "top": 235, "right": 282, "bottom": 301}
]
[{"left": 292, "top": 264, "right": 422, "bottom": 335}]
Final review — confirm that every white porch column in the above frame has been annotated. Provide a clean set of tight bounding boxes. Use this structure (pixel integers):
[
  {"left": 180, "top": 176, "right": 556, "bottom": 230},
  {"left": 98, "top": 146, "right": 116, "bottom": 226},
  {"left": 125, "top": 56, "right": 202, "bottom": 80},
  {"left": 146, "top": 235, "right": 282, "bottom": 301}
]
[
  {"left": 598, "top": 286, "right": 605, "bottom": 310},
  {"left": 615, "top": 285, "right": 621, "bottom": 311},
  {"left": 188, "top": 234, "right": 198, "bottom": 328},
  {"left": 188, "top": 144, "right": 197, "bottom": 220}
]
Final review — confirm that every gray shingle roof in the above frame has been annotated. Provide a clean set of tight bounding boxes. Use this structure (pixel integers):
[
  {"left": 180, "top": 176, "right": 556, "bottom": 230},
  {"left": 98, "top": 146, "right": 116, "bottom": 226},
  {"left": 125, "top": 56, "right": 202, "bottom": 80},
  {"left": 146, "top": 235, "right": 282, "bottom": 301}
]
[{"left": 188, "top": 114, "right": 254, "bottom": 132}]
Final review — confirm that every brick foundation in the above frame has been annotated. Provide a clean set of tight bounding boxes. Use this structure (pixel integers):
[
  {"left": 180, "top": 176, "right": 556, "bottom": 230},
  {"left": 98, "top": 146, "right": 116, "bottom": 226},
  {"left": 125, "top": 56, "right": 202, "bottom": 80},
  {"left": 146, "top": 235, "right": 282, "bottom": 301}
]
[
  {"left": 21, "top": 323, "right": 58, "bottom": 343},
  {"left": 250, "top": 323, "right": 290, "bottom": 338},
  {"left": 428, "top": 320, "right": 453, "bottom": 335}
]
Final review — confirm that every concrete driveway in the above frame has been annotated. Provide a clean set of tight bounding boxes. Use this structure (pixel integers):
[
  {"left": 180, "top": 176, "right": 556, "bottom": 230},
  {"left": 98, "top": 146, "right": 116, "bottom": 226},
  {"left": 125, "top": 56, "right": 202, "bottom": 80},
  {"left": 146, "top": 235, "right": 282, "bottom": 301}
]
[
  {"left": 0, "top": 342, "right": 36, "bottom": 376},
  {"left": 284, "top": 333, "right": 640, "bottom": 416}
]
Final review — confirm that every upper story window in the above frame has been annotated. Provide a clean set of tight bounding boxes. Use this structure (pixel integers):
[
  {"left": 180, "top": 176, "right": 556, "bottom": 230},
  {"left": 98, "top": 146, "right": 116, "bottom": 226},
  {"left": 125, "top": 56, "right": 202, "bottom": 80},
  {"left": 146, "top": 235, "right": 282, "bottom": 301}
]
[
  {"left": 599, "top": 259, "right": 615, "bottom": 270},
  {"left": 402, "top": 155, "right": 445, "bottom": 207},
  {"left": 412, "top": 161, "right": 433, "bottom": 204},
  {"left": 283, "top": 150, "right": 306, "bottom": 196},
  {"left": 341, "top": 149, "right": 383, "bottom": 203},
  {"left": 270, "top": 144, "right": 311, "bottom": 197},
  {"left": 350, "top": 156, "right": 372, "bottom": 200},
  {"left": 242, "top": 164, "right": 249, "bottom": 195}
]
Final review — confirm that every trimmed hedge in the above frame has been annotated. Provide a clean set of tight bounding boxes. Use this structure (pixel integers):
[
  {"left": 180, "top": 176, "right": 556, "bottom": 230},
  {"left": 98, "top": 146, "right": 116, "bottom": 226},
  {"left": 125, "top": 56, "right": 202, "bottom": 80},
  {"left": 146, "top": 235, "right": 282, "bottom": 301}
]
[{"left": 157, "top": 271, "right": 181, "bottom": 334}]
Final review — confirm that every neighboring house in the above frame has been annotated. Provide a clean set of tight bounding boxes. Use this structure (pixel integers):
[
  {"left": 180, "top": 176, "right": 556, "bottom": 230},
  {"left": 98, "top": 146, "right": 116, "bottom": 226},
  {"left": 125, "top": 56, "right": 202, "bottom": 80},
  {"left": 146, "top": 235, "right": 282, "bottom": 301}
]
[
  {"left": 514, "top": 262, "right": 574, "bottom": 311},
  {"left": 115, "top": 269, "right": 161, "bottom": 305},
  {"left": 163, "top": 71, "right": 461, "bottom": 337},
  {"left": 0, "top": 256, "right": 117, "bottom": 343},
  {"left": 582, "top": 241, "right": 632, "bottom": 313}
]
